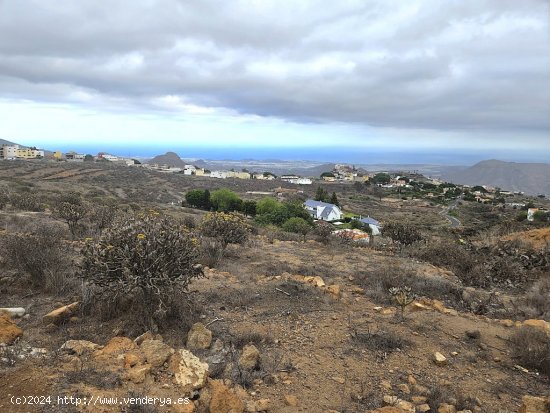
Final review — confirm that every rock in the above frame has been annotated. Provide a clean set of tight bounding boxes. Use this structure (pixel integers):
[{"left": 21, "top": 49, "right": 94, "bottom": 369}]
[
  {"left": 42, "top": 302, "right": 79, "bottom": 325},
  {"left": 125, "top": 364, "right": 152, "bottom": 384},
  {"left": 407, "top": 375, "right": 417, "bottom": 386},
  {"left": 499, "top": 319, "right": 514, "bottom": 327},
  {"left": 246, "top": 398, "right": 271, "bottom": 412},
  {"left": 465, "top": 330, "right": 480, "bottom": 339},
  {"left": 412, "top": 396, "right": 428, "bottom": 404},
  {"left": 431, "top": 299, "right": 447, "bottom": 313},
  {"left": 417, "top": 404, "right": 431, "bottom": 412},
  {"left": 0, "top": 307, "right": 25, "bottom": 318},
  {"left": 124, "top": 352, "right": 142, "bottom": 369},
  {"left": 101, "top": 336, "right": 137, "bottom": 356},
  {"left": 208, "top": 379, "right": 244, "bottom": 413},
  {"left": 383, "top": 395, "right": 399, "bottom": 405},
  {"left": 239, "top": 344, "right": 260, "bottom": 370},
  {"left": 518, "top": 395, "right": 549, "bottom": 413},
  {"left": 134, "top": 331, "right": 154, "bottom": 345},
  {"left": 0, "top": 313, "right": 23, "bottom": 344},
  {"left": 326, "top": 284, "right": 341, "bottom": 298},
  {"left": 61, "top": 340, "right": 100, "bottom": 356},
  {"left": 381, "top": 379, "right": 393, "bottom": 390},
  {"left": 372, "top": 408, "right": 408, "bottom": 413},
  {"left": 170, "top": 349, "right": 209, "bottom": 392},
  {"left": 397, "top": 384, "right": 410, "bottom": 394},
  {"left": 433, "top": 352, "right": 447, "bottom": 366},
  {"left": 438, "top": 404, "right": 456, "bottom": 413},
  {"left": 331, "top": 376, "right": 346, "bottom": 384},
  {"left": 396, "top": 400, "right": 415, "bottom": 413},
  {"left": 284, "top": 395, "right": 299, "bottom": 406},
  {"left": 140, "top": 339, "right": 174, "bottom": 368},
  {"left": 307, "top": 276, "right": 326, "bottom": 288},
  {"left": 187, "top": 323, "right": 213, "bottom": 350},
  {"left": 410, "top": 302, "right": 430, "bottom": 312},
  {"left": 523, "top": 319, "right": 550, "bottom": 335}
]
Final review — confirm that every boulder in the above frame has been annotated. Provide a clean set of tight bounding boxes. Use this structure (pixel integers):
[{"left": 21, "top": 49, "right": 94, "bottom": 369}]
[
  {"left": 42, "top": 302, "right": 79, "bottom": 325},
  {"left": 326, "top": 284, "right": 341, "bottom": 298},
  {"left": 0, "top": 313, "right": 23, "bottom": 344},
  {"left": 140, "top": 339, "right": 174, "bottom": 368},
  {"left": 239, "top": 344, "right": 260, "bottom": 370},
  {"left": 134, "top": 331, "right": 154, "bottom": 345},
  {"left": 187, "top": 323, "right": 213, "bottom": 350},
  {"left": 284, "top": 395, "right": 299, "bottom": 406},
  {"left": 371, "top": 408, "right": 408, "bottom": 413},
  {"left": 417, "top": 404, "right": 431, "bottom": 412},
  {"left": 101, "top": 336, "right": 137, "bottom": 356},
  {"left": 437, "top": 405, "right": 456, "bottom": 413},
  {"left": 433, "top": 352, "right": 447, "bottom": 366},
  {"left": 396, "top": 400, "right": 415, "bottom": 413},
  {"left": 519, "top": 395, "right": 549, "bottom": 413},
  {"left": 125, "top": 364, "right": 152, "bottom": 384},
  {"left": 170, "top": 349, "right": 209, "bottom": 392},
  {"left": 61, "top": 340, "right": 100, "bottom": 356},
  {"left": 208, "top": 379, "right": 244, "bottom": 413},
  {"left": 523, "top": 319, "right": 550, "bottom": 335},
  {"left": 0, "top": 307, "right": 25, "bottom": 318}
]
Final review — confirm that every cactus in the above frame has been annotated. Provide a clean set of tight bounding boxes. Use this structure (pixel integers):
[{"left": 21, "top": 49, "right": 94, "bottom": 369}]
[
  {"left": 200, "top": 212, "right": 252, "bottom": 248},
  {"left": 389, "top": 286, "right": 417, "bottom": 320}
]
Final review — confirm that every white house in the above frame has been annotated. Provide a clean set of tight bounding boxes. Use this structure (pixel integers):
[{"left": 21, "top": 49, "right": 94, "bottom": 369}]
[
  {"left": 210, "top": 171, "right": 227, "bottom": 179},
  {"left": 304, "top": 200, "right": 343, "bottom": 221},
  {"left": 0, "top": 144, "right": 19, "bottom": 159},
  {"left": 183, "top": 165, "right": 197, "bottom": 175},
  {"left": 355, "top": 216, "right": 381, "bottom": 235}
]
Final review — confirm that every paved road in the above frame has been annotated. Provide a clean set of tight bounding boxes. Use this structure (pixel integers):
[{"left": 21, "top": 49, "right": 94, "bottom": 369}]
[{"left": 441, "top": 197, "right": 462, "bottom": 228}]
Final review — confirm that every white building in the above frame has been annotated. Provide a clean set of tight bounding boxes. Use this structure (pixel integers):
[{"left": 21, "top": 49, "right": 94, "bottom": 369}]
[
  {"left": 210, "top": 171, "right": 227, "bottom": 179},
  {"left": 304, "top": 199, "right": 343, "bottom": 221},
  {"left": 0, "top": 144, "right": 19, "bottom": 159},
  {"left": 183, "top": 165, "right": 197, "bottom": 175}
]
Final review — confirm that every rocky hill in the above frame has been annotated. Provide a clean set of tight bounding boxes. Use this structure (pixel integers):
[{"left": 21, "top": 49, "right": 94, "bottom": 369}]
[
  {"left": 444, "top": 160, "right": 550, "bottom": 195},
  {"left": 147, "top": 151, "right": 187, "bottom": 167}
]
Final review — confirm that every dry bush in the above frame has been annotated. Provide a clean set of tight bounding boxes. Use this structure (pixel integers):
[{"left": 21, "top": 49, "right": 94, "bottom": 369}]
[
  {"left": 352, "top": 328, "right": 411, "bottom": 353},
  {"left": 200, "top": 212, "right": 252, "bottom": 248},
  {"left": 521, "top": 276, "right": 550, "bottom": 319},
  {"left": 510, "top": 327, "right": 550, "bottom": 376},
  {"left": 81, "top": 212, "right": 203, "bottom": 330},
  {"left": 198, "top": 237, "right": 224, "bottom": 268},
  {"left": 9, "top": 192, "right": 45, "bottom": 212},
  {"left": 1, "top": 222, "right": 73, "bottom": 291},
  {"left": 411, "top": 240, "right": 476, "bottom": 276}
]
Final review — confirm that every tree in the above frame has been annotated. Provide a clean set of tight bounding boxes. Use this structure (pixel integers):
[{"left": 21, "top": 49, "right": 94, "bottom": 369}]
[
  {"left": 84, "top": 154, "right": 94, "bottom": 162},
  {"left": 383, "top": 222, "right": 422, "bottom": 248},
  {"left": 330, "top": 192, "right": 339, "bottom": 206},
  {"left": 242, "top": 200, "right": 257, "bottom": 217},
  {"left": 315, "top": 186, "right": 329, "bottom": 202},
  {"left": 371, "top": 173, "right": 391, "bottom": 185},
  {"left": 282, "top": 217, "right": 312, "bottom": 241},
  {"left": 256, "top": 197, "right": 280, "bottom": 215},
  {"left": 320, "top": 172, "right": 335, "bottom": 178},
  {"left": 210, "top": 189, "right": 242, "bottom": 212},
  {"left": 185, "top": 189, "right": 211, "bottom": 210}
]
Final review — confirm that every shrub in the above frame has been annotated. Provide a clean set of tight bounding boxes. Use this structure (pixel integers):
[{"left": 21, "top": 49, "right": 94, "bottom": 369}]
[
  {"left": 185, "top": 189, "right": 211, "bottom": 210},
  {"left": 10, "top": 192, "right": 45, "bottom": 212},
  {"left": 81, "top": 212, "right": 203, "bottom": 329},
  {"left": 521, "top": 276, "right": 550, "bottom": 319},
  {"left": 52, "top": 192, "right": 89, "bottom": 238},
  {"left": 241, "top": 200, "right": 257, "bottom": 217},
  {"left": 88, "top": 203, "right": 117, "bottom": 235},
  {"left": 510, "top": 327, "right": 550, "bottom": 376},
  {"left": 0, "top": 189, "right": 8, "bottom": 210},
  {"left": 383, "top": 222, "right": 422, "bottom": 247},
  {"left": 352, "top": 328, "right": 410, "bottom": 353},
  {"left": 210, "top": 189, "right": 242, "bottom": 212},
  {"left": 200, "top": 212, "right": 252, "bottom": 248},
  {"left": 1, "top": 223, "right": 69, "bottom": 290},
  {"left": 282, "top": 217, "right": 312, "bottom": 241},
  {"left": 313, "top": 221, "right": 333, "bottom": 244},
  {"left": 199, "top": 238, "right": 224, "bottom": 268}
]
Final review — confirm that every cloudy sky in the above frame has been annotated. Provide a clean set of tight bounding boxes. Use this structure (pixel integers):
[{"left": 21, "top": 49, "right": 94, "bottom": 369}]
[{"left": 0, "top": 0, "right": 549, "bottom": 163}]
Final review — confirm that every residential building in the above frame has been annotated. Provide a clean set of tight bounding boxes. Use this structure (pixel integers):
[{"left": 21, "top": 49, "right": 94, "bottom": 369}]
[
  {"left": 97, "top": 153, "right": 118, "bottom": 161},
  {"left": 66, "top": 152, "right": 85, "bottom": 161},
  {"left": 527, "top": 208, "right": 538, "bottom": 222},
  {"left": 304, "top": 199, "right": 343, "bottom": 221},
  {"left": 52, "top": 151, "right": 63, "bottom": 160},
  {"left": 183, "top": 165, "right": 197, "bottom": 175},
  {"left": 0, "top": 144, "right": 19, "bottom": 159},
  {"left": 355, "top": 216, "right": 381, "bottom": 235},
  {"left": 210, "top": 171, "right": 227, "bottom": 179},
  {"left": 226, "top": 171, "right": 251, "bottom": 179}
]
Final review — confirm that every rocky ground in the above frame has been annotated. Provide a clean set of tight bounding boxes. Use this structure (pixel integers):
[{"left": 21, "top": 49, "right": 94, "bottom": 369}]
[{"left": 1, "top": 238, "right": 549, "bottom": 413}]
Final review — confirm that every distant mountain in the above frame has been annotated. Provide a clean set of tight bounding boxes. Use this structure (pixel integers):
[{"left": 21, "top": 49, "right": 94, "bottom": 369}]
[
  {"left": 443, "top": 159, "right": 550, "bottom": 195},
  {"left": 148, "top": 151, "right": 186, "bottom": 167}
]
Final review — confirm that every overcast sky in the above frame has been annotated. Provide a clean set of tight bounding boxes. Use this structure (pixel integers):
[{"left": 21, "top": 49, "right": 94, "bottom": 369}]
[{"left": 1, "top": 0, "right": 549, "bottom": 163}]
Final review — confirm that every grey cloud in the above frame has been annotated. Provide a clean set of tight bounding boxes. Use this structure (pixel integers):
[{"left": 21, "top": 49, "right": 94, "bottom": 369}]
[{"left": 0, "top": 0, "right": 549, "bottom": 133}]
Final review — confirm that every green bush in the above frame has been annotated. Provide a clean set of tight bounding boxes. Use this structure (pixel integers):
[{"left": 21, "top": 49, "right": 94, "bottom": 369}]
[
  {"left": 81, "top": 212, "right": 203, "bottom": 328},
  {"left": 185, "top": 189, "right": 211, "bottom": 210},
  {"left": 282, "top": 217, "right": 312, "bottom": 241},
  {"left": 210, "top": 189, "right": 242, "bottom": 212},
  {"left": 200, "top": 212, "right": 252, "bottom": 248}
]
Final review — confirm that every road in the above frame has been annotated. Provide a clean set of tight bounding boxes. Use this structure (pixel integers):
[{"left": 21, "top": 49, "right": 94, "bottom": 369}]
[{"left": 441, "top": 197, "right": 462, "bottom": 228}]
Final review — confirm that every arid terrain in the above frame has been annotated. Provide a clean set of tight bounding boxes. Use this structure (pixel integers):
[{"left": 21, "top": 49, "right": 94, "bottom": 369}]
[{"left": 0, "top": 160, "right": 549, "bottom": 413}]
